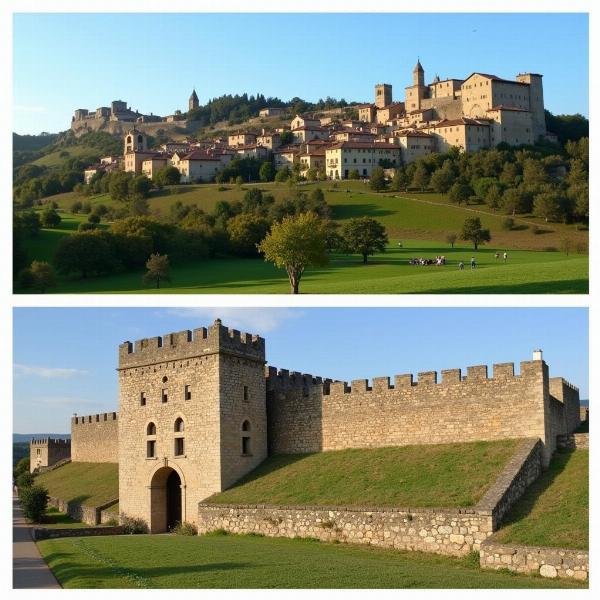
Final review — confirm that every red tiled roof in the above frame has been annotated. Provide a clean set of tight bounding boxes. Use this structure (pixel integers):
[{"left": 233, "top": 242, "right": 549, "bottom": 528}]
[
  {"left": 292, "top": 125, "right": 327, "bottom": 132},
  {"left": 431, "top": 118, "right": 490, "bottom": 127},
  {"left": 183, "top": 150, "right": 221, "bottom": 161},
  {"left": 327, "top": 141, "right": 401, "bottom": 150},
  {"left": 462, "top": 73, "right": 529, "bottom": 87}
]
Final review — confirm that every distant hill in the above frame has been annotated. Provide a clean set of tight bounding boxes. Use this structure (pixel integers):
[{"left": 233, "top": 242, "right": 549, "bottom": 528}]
[{"left": 13, "top": 433, "right": 70, "bottom": 442}]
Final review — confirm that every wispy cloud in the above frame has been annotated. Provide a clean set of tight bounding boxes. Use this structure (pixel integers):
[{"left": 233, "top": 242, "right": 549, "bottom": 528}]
[
  {"left": 23, "top": 396, "right": 97, "bottom": 408},
  {"left": 165, "top": 308, "right": 303, "bottom": 333},
  {"left": 13, "top": 364, "right": 88, "bottom": 379},
  {"left": 14, "top": 105, "right": 47, "bottom": 113}
]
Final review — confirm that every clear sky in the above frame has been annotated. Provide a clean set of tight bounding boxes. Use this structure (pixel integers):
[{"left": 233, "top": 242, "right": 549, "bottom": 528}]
[
  {"left": 13, "top": 307, "right": 588, "bottom": 433},
  {"left": 13, "top": 12, "right": 589, "bottom": 135}
]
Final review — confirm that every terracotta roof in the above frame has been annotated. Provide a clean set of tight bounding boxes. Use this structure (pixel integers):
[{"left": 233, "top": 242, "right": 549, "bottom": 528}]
[
  {"left": 462, "top": 72, "right": 529, "bottom": 87},
  {"left": 327, "top": 141, "right": 401, "bottom": 150},
  {"left": 379, "top": 103, "right": 404, "bottom": 110},
  {"left": 183, "top": 150, "right": 221, "bottom": 161},
  {"left": 235, "top": 144, "right": 268, "bottom": 150},
  {"left": 300, "top": 150, "right": 326, "bottom": 157},
  {"left": 273, "top": 145, "right": 301, "bottom": 154},
  {"left": 292, "top": 125, "right": 327, "bottom": 132},
  {"left": 432, "top": 118, "right": 490, "bottom": 127}
]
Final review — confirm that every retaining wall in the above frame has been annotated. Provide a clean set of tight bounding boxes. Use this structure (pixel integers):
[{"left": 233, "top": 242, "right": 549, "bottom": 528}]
[
  {"left": 32, "top": 526, "right": 125, "bottom": 541},
  {"left": 48, "top": 497, "right": 119, "bottom": 526},
  {"left": 480, "top": 539, "right": 588, "bottom": 581},
  {"left": 557, "top": 433, "right": 589, "bottom": 449}
]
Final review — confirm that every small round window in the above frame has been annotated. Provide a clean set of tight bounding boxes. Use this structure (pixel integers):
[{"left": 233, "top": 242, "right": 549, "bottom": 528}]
[{"left": 162, "top": 376, "right": 168, "bottom": 383}]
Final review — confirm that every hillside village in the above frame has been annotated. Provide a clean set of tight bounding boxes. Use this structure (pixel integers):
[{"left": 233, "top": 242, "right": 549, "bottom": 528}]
[{"left": 81, "top": 61, "right": 557, "bottom": 184}]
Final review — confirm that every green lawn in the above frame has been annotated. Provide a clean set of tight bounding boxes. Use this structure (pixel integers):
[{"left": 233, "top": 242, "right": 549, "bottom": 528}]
[
  {"left": 209, "top": 441, "right": 520, "bottom": 507},
  {"left": 35, "top": 462, "right": 118, "bottom": 507},
  {"left": 38, "top": 507, "right": 97, "bottom": 529},
  {"left": 37, "top": 533, "right": 585, "bottom": 588},
  {"left": 494, "top": 449, "right": 588, "bottom": 550}
]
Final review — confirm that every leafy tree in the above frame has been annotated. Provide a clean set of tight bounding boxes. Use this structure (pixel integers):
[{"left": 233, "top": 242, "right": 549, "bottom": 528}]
[
  {"left": 279, "top": 130, "right": 294, "bottom": 145},
  {"left": 460, "top": 217, "right": 491, "bottom": 250},
  {"left": 369, "top": 167, "right": 387, "bottom": 192},
  {"left": 129, "top": 175, "right": 152, "bottom": 200},
  {"left": 349, "top": 169, "right": 360, "bottom": 180},
  {"left": 430, "top": 167, "right": 455, "bottom": 194},
  {"left": 445, "top": 233, "right": 458, "bottom": 248},
  {"left": 227, "top": 213, "right": 270, "bottom": 257},
  {"left": 131, "top": 196, "right": 150, "bottom": 216},
  {"left": 391, "top": 167, "right": 410, "bottom": 192},
  {"left": 54, "top": 232, "right": 117, "bottom": 278},
  {"left": 18, "top": 261, "right": 57, "bottom": 293},
  {"left": 15, "top": 211, "right": 41, "bottom": 237},
  {"left": 108, "top": 171, "right": 131, "bottom": 202},
  {"left": 274, "top": 166, "right": 291, "bottom": 183},
  {"left": 502, "top": 187, "right": 529, "bottom": 215},
  {"left": 533, "top": 190, "right": 568, "bottom": 223},
  {"left": 70, "top": 200, "right": 83, "bottom": 214},
  {"left": 341, "top": 217, "right": 389, "bottom": 264},
  {"left": 258, "top": 212, "right": 328, "bottom": 294},
  {"left": 16, "top": 471, "right": 34, "bottom": 489},
  {"left": 485, "top": 183, "right": 504, "bottom": 209},
  {"left": 499, "top": 161, "right": 520, "bottom": 187},
  {"left": 154, "top": 166, "right": 181, "bottom": 186},
  {"left": 259, "top": 161, "right": 275, "bottom": 182},
  {"left": 143, "top": 253, "right": 171, "bottom": 289},
  {"left": 40, "top": 207, "right": 61, "bottom": 228},
  {"left": 20, "top": 485, "right": 49, "bottom": 523},
  {"left": 448, "top": 181, "right": 473, "bottom": 205},
  {"left": 14, "top": 457, "right": 30, "bottom": 477},
  {"left": 411, "top": 162, "right": 430, "bottom": 192},
  {"left": 88, "top": 213, "right": 101, "bottom": 225}
]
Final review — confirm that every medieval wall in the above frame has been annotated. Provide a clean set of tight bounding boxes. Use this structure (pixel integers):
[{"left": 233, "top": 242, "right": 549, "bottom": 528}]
[
  {"left": 30, "top": 438, "right": 71, "bottom": 473},
  {"left": 71, "top": 413, "right": 118, "bottom": 463},
  {"left": 421, "top": 96, "right": 464, "bottom": 120},
  {"left": 267, "top": 360, "right": 574, "bottom": 465}
]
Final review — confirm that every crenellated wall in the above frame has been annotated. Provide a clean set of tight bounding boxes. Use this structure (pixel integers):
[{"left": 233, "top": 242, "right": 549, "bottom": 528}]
[
  {"left": 30, "top": 438, "right": 71, "bottom": 473},
  {"left": 71, "top": 412, "right": 119, "bottom": 463},
  {"left": 267, "top": 360, "right": 579, "bottom": 465}
]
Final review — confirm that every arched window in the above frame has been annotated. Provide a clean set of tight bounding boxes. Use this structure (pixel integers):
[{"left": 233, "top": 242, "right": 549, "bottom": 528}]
[
  {"left": 146, "top": 422, "right": 156, "bottom": 457},
  {"left": 147, "top": 422, "right": 156, "bottom": 435},
  {"left": 137, "top": 134, "right": 143, "bottom": 144},
  {"left": 241, "top": 420, "right": 251, "bottom": 455},
  {"left": 174, "top": 418, "right": 184, "bottom": 433},
  {"left": 127, "top": 135, "right": 132, "bottom": 144}
]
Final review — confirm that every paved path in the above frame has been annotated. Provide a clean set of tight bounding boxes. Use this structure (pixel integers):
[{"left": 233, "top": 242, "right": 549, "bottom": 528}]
[{"left": 13, "top": 493, "right": 61, "bottom": 589}]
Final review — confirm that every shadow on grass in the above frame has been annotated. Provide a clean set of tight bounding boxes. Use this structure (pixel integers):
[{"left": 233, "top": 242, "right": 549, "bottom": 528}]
[
  {"left": 331, "top": 204, "right": 396, "bottom": 219},
  {"left": 418, "top": 279, "right": 588, "bottom": 295}
]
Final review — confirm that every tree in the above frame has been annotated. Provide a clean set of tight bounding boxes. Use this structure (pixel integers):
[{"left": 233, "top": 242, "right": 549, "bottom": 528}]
[
  {"left": 259, "top": 161, "right": 275, "bottom": 182},
  {"left": 54, "top": 232, "right": 117, "bottom": 278},
  {"left": 445, "top": 233, "right": 458, "bottom": 248},
  {"left": 369, "top": 167, "right": 387, "bottom": 192},
  {"left": 448, "top": 181, "right": 473, "bottom": 205},
  {"left": 392, "top": 167, "right": 410, "bottom": 192},
  {"left": 227, "top": 213, "right": 270, "bottom": 256},
  {"left": 14, "top": 457, "right": 30, "bottom": 477},
  {"left": 20, "top": 485, "right": 49, "bottom": 523},
  {"left": 534, "top": 190, "right": 566, "bottom": 223},
  {"left": 430, "top": 168, "right": 455, "bottom": 194},
  {"left": 349, "top": 169, "right": 360, "bottom": 180},
  {"left": 143, "top": 253, "right": 171, "bottom": 289},
  {"left": 16, "top": 471, "right": 34, "bottom": 489},
  {"left": 411, "top": 162, "right": 430, "bottom": 192},
  {"left": 460, "top": 217, "right": 491, "bottom": 250},
  {"left": 40, "top": 206, "right": 61, "bottom": 228},
  {"left": 274, "top": 166, "right": 291, "bottom": 183},
  {"left": 341, "top": 217, "right": 389, "bottom": 264},
  {"left": 279, "top": 130, "right": 294, "bottom": 145},
  {"left": 129, "top": 175, "right": 152, "bottom": 200},
  {"left": 257, "top": 212, "right": 328, "bottom": 294},
  {"left": 154, "top": 166, "right": 181, "bottom": 186},
  {"left": 108, "top": 171, "right": 131, "bottom": 202},
  {"left": 502, "top": 187, "right": 529, "bottom": 215},
  {"left": 18, "top": 261, "right": 57, "bottom": 293}
]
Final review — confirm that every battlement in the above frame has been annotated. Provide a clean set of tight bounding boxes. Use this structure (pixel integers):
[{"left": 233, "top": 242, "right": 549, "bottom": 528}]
[
  {"left": 30, "top": 438, "right": 71, "bottom": 446},
  {"left": 72, "top": 412, "right": 118, "bottom": 425},
  {"left": 267, "top": 360, "right": 544, "bottom": 398},
  {"left": 550, "top": 376, "right": 579, "bottom": 393},
  {"left": 119, "top": 319, "right": 265, "bottom": 369}
]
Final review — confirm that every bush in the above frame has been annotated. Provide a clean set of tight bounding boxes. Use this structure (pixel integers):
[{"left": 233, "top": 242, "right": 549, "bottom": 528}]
[
  {"left": 531, "top": 225, "right": 543, "bottom": 235},
  {"left": 14, "top": 457, "right": 30, "bottom": 478},
  {"left": 501, "top": 217, "right": 515, "bottom": 231},
  {"left": 20, "top": 485, "right": 49, "bottom": 522},
  {"left": 172, "top": 521, "right": 198, "bottom": 536},
  {"left": 78, "top": 222, "right": 97, "bottom": 231},
  {"left": 104, "top": 517, "right": 119, "bottom": 527},
  {"left": 217, "top": 186, "right": 229, "bottom": 192},
  {"left": 120, "top": 514, "right": 149, "bottom": 534},
  {"left": 17, "top": 471, "right": 34, "bottom": 489}
]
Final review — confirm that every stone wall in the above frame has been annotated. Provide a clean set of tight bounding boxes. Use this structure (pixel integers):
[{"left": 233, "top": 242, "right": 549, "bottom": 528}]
[
  {"left": 48, "top": 496, "right": 119, "bottom": 526},
  {"left": 197, "top": 503, "right": 493, "bottom": 556},
  {"left": 557, "top": 433, "right": 589, "bottom": 449},
  {"left": 267, "top": 360, "right": 573, "bottom": 465},
  {"left": 480, "top": 539, "right": 588, "bottom": 581},
  {"left": 32, "top": 526, "right": 125, "bottom": 541},
  {"left": 71, "top": 412, "right": 119, "bottom": 463}
]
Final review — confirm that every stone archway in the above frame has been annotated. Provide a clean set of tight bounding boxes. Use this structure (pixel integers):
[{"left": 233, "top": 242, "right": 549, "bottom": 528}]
[{"left": 149, "top": 465, "right": 185, "bottom": 533}]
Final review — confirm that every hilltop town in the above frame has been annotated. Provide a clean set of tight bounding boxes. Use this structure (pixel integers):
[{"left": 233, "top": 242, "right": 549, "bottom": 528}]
[{"left": 76, "top": 61, "right": 557, "bottom": 184}]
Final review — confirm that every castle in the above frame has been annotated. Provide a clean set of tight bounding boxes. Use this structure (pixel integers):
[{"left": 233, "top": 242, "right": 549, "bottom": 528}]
[
  {"left": 32, "top": 319, "right": 581, "bottom": 534},
  {"left": 29, "top": 437, "right": 70, "bottom": 473}
]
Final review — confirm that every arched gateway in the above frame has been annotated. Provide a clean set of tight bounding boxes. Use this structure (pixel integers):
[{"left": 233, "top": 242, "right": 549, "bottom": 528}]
[{"left": 149, "top": 466, "right": 184, "bottom": 533}]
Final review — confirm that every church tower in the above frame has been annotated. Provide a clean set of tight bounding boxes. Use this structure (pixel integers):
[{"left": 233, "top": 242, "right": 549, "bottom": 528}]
[
  {"left": 413, "top": 59, "right": 425, "bottom": 87},
  {"left": 405, "top": 59, "right": 427, "bottom": 111},
  {"left": 189, "top": 89, "right": 199, "bottom": 112},
  {"left": 124, "top": 128, "right": 147, "bottom": 153}
]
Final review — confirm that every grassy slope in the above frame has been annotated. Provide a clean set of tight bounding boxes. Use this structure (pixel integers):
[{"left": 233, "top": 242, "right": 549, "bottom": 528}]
[
  {"left": 494, "top": 449, "right": 588, "bottom": 550},
  {"left": 35, "top": 462, "right": 118, "bottom": 507},
  {"left": 32, "top": 145, "right": 101, "bottom": 168},
  {"left": 209, "top": 441, "right": 520, "bottom": 507},
  {"left": 37, "top": 534, "right": 585, "bottom": 589}
]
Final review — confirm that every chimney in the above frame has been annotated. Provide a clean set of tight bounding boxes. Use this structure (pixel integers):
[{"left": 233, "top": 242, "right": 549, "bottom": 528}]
[{"left": 532, "top": 349, "right": 543, "bottom": 361}]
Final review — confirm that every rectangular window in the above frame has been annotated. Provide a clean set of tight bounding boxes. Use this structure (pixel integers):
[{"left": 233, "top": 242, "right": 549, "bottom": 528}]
[
  {"left": 175, "top": 437, "right": 185, "bottom": 456},
  {"left": 140, "top": 392, "right": 146, "bottom": 406},
  {"left": 162, "top": 389, "right": 168, "bottom": 403},
  {"left": 243, "top": 385, "right": 249, "bottom": 402},
  {"left": 37, "top": 448, "right": 41, "bottom": 456},
  {"left": 147, "top": 440, "right": 155, "bottom": 458},
  {"left": 184, "top": 385, "right": 191, "bottom": 401},
  {"left": 242, "top": 437, "right": 251, "bottom": 455}
]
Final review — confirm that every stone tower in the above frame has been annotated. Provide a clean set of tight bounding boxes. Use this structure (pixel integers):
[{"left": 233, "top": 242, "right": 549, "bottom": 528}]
[
  {"left": 405, "top": 60, "right": 427, "bottom": 111},
  {"left": 124, "top": 128, "right": 147, "bottom": 153},
  {"left": 29, "top": 438, "right": 71, "bottom": 473},
  {"left": 189, "top": 89, "right": 199, "bottom": 112},
  {"left": 374, "top": 83, "right": 392, "bottom": 109},
  {"left": 117, "top": 320, "right": 267, "bottom": 533},
  {"left": 413, "top": 59, "right": 425, "bottom": 87},
  {"left": 516, "top": 73, "right": 546, "bottom": 141}
]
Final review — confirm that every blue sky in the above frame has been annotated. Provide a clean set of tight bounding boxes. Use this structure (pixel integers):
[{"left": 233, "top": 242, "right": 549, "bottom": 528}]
[
  {"left": 13, "top": 307, "right": 588, "bottom": 433},
  {"left": 13, "top": 12, "right": 589, "bottom": 135}
]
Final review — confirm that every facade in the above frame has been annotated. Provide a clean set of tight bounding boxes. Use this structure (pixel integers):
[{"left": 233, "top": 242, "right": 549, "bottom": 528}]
[
  {"left": 170, "top": 151, "right": 222, "bottom": 183},
  {"left": 325, "top": 142, "right": 401, "bottom": 179},
  {"left": 69, "top": 321, "right": 581, "bottom": 533},
  {"left": 29, "top": 438, "right": 71, "bottom": 473}
]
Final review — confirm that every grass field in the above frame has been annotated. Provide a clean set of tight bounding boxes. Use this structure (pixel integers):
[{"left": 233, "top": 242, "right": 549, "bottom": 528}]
[
  {"left": 494, "top": 449, "right": 588, "bottom": 550},
  {"left": 35, "top": 462, "right": 118, "bottom": 507},
  {"left": 37, "top": 533, "right": 585, "bottom": 589},
  {"left": 209, "top": 441, "right": 520, "bottom": 507},
  {"left": 22, "top": 181, "right": 588, "bottom": 294}
]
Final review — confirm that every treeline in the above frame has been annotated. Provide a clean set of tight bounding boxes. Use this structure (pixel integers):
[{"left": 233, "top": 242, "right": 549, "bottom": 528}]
[
  {"left": 13, "top": 132, "right": 59, "bottom": 167},
  {"left": 544, "top": 111, "right": 589, "bottom": 145},
  {"left": 388, "top": 138, "right": 588, "bottom": 224}
]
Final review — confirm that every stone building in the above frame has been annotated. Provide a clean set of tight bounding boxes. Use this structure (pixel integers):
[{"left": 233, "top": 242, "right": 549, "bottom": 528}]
[
  {"left": 29, "top": 438, "right": 71, "bottom": 473},
  {"left": 67, "top": 320, "right": 581, "bottom": 534}
]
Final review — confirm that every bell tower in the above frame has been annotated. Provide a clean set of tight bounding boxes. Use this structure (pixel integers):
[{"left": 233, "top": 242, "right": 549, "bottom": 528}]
[{"left": 189, "top": 89, "right": 199, "bottom": 112}]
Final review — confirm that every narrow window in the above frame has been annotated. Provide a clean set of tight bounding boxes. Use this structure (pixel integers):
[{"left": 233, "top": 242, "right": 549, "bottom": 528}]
[
  {"left": 185, "top": 385, "right": 191, "bottom": 401},
  {"left": 162, "top": 389, "right": 168, "bottom": 403},
  {"left": 174, "top": 418, "right": 184, "bottom": 433},
  {"left": 174, "top": 437, "right": 185, "bottom": 456},
  {"left": 140, "top": 392, "right": 146, "bottom": 406},
  {"left": 37, "top": 448, "right": 41, "bottom": 456},
  {"left": 147, "top": 422, "right": 156, "bottom": 435},
  {"left": 243, "top": 385, "right": 249, "bottom": 402},
  {"left": 241, "top": 420, "right": 251, "bottom": 456},
  {"left": 147, "top": 440, "right": 156, "bottom": 458}
]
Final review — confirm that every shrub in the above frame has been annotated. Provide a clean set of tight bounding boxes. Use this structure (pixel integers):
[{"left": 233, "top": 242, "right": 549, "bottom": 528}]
[
  {"left": 17, "top": 471, "right": 34, "bottom": 490},
  {"left": 104, "top": 517, "right": 119, "bottom": 527},
  {"left": 20, "top": 485, "right": 49, "bottom": 522},
  {"left": 14, "top": 457, "right": 30, "bottom": 477},
  {"left": 78, "top": 222, "right": 97, "bottom": 231},
  {"left": 205, "top": 528, "right": 229, "bottom": 537},
  {"left": 217, "top": 186, "right": 229, "bottom": 192},
  {"left": 501, "top": 217, "right": 514, "bottom": 231},
  {"left": 172, "top": 521, "right": 198, "bottom": 536},
  {"left": 120, "top": 514, "right": 149, "bottom": 534},
  {"left": 531, "top": 225, "right": 543, "bottom": 235}
]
